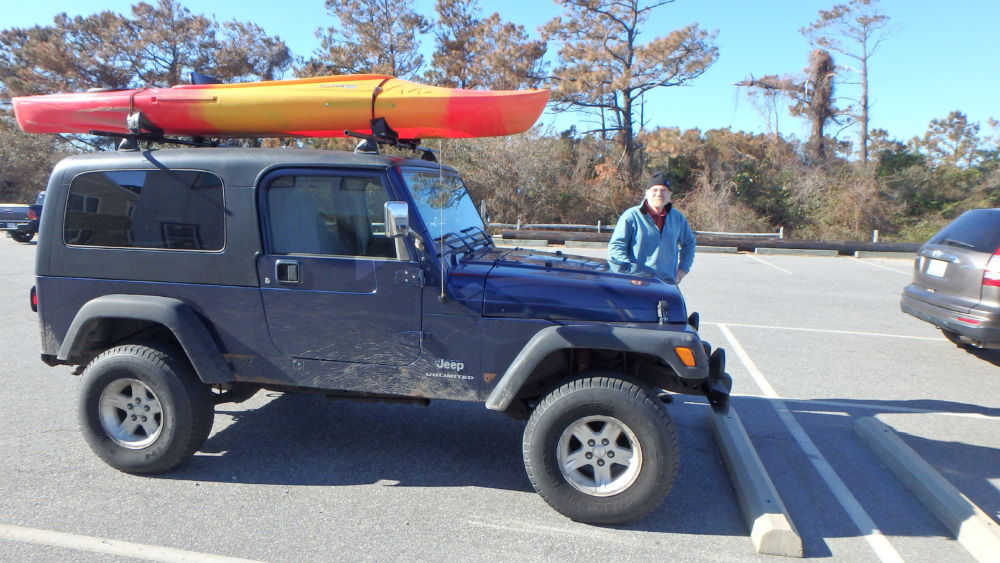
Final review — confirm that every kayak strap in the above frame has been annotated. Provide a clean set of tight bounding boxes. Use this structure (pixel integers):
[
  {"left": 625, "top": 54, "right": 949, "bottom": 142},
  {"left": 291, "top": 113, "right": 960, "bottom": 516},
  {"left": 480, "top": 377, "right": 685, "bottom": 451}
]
[{"left": 370, "top": 77, "right": 392, "bottom": 122}]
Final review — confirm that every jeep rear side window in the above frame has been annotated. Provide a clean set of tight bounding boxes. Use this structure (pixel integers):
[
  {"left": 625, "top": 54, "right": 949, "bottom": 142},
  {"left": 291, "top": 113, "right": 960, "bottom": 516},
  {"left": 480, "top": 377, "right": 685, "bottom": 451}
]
[
  {"left": 266, "top": 174, "right": 395, "bottom": 258},
  {"left": 65, "top": 170, "right": 224, "bottom": 250}
]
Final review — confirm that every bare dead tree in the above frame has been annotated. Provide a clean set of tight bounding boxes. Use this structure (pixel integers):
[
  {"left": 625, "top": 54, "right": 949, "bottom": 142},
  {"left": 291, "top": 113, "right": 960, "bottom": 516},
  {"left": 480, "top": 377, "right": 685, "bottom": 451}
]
[
  {"left": 737, "top": 49, "right": 838, "bottom": 161},
  {"left": 802, "top": 0, "right": 893, "bottom": 163}
]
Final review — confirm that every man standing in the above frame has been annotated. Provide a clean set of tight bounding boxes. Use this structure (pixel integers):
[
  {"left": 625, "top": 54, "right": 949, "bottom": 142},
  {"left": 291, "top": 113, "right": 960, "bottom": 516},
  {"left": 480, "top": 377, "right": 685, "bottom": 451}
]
[{"left": 608, "top": 173, "right": 696, "bottom": 284}]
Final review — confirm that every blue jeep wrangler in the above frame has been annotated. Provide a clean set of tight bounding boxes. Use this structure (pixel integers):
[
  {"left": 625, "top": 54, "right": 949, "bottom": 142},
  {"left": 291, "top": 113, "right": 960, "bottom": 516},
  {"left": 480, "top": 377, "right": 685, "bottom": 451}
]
[{"left": 33, "top": 146, "right": 730, "bottom": 524}]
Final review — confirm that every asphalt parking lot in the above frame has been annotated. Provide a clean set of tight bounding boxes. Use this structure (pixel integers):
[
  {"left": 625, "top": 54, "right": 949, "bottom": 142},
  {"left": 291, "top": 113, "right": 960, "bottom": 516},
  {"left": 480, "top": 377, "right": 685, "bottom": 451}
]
[{"left": 1, "top": 238, "right": 998, "bottom": 562}]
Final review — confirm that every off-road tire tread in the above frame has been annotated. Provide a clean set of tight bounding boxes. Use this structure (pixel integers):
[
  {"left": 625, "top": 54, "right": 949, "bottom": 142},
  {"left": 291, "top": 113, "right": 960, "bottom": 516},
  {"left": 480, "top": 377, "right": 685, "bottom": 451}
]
[
  {"left": 80, "top": 342, "right": 214, "bottom": 474},
  {"left": 522, "top": 374, "right": 679, "bottom": 524}
]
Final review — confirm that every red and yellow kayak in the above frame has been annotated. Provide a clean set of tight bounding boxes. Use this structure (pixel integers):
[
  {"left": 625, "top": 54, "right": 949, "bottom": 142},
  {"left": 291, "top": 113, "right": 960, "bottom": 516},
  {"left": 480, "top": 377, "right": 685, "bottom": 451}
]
[{"left": 12, "top": 74, "right": 550, "bottom": 139}]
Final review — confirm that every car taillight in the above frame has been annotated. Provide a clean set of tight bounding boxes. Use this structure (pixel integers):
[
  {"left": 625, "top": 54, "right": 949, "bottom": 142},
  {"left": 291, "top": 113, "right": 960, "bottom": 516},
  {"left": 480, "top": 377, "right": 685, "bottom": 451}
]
[
  {"left": 984, "top": 247, "right": 1000, "bottom": 287},
  {"left": 27, "top": 208, "right": 38, "bottom": 220},
  {"left": 30, "top": 286, "right": 38, "bottom": 312}
]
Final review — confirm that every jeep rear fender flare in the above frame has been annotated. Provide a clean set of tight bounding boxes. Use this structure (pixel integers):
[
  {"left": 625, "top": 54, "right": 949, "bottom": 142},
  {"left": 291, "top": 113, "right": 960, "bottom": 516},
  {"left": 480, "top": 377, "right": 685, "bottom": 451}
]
[
  {"left": 485, "top": 324, "right": 708, "bottom": 411},
  {"left": 58, "top": 294, "right": 232, "bottom": 384}
]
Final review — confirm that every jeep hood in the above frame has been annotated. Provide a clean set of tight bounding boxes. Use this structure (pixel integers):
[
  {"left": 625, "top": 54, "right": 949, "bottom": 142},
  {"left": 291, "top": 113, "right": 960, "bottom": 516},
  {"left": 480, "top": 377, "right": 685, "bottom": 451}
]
[{"left": 463, "top": 248, "right": 687, "bottom": 323}]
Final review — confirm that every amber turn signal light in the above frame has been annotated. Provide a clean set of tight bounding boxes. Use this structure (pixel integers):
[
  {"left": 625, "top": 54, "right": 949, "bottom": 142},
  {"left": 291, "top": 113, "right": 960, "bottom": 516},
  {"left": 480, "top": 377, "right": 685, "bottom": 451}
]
[{"left": 674, "top": 346, "right": 696, "bottom": 367}]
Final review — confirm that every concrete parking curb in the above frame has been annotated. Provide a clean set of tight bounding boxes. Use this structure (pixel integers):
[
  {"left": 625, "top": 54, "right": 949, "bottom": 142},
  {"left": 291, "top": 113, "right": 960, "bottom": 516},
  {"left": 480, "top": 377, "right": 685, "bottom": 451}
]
[
  {"left": 755, "top": 247, "right": 838, "bottom": 257},
  {"left": 854, "top": 417, "right": 1000, "bottom": 563},
  {"left": 697, "top": 245, "right": 738, "bottom": 253},
  {"left": 854, "top": 250, "right": 916, "bottom": 259},
  {"left": 493, "top": 238, "right": 549, "bottom": 246},
  {"left": 709, "top": 407, "right": 803, "bottom": 557}
]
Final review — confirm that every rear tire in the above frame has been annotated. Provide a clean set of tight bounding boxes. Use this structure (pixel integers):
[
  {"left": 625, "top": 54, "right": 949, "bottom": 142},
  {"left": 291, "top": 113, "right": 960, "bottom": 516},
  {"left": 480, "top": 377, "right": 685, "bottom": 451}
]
[
  {"left": 78, "top": 343, "right": 214, "bottom": 474},
  {"left": 10, "top": 232, "right": 33, "bottom": 243},
  {"left": 522, "top": 375, "right": 679, "bottom": 524}
]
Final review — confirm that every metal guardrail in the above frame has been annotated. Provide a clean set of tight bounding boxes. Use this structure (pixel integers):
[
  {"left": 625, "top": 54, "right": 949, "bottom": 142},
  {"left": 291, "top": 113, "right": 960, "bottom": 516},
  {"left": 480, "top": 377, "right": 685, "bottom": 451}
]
[
  {"left": 490, "top": 223, "right": 916, "bottom": 254},
  {"left": 497, "top": 228, "right": 920, "bottom": 255},
  {"left": 489, "top": 221, "right": 614, "bottom": 233},
  {"left": 488, "top": 222, "right": 784, "bottom": 239},
  {"left": 695, "top": 230, "right": 782, "bottom": 239}
]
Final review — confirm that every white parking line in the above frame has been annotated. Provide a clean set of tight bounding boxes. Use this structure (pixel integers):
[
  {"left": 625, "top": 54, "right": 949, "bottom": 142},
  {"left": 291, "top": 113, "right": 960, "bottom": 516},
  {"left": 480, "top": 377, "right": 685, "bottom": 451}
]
[
  {"left": 718, "top": 324, "right": 904, "bottom": 563},
  {"left": 733, "top": 395, "right": 1000, "bottom": 422},
  {"left": 705, "top": 321, "right": 942, "bottom": 342},
  {"left": 747, "top": 254, "right": 792, "bottom": 274},
  {"left": 851, "top": 257, "right": 911, "bottom": 275},
  {"left": 0, "top": 524, "right": 260, "bottom": 563}
]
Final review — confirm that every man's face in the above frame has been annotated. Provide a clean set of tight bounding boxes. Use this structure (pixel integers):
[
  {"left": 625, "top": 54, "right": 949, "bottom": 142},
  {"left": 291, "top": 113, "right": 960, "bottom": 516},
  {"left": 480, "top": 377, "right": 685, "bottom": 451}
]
[{"left": 645, "top": 184, "right": 672, "bottom": 210}]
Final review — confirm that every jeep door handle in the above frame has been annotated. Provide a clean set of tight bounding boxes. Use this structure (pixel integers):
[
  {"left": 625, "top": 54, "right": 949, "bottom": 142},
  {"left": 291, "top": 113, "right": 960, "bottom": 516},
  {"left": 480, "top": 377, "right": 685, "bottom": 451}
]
[{"left": 275, "top": 259, "right": 301, "bottom": 284}]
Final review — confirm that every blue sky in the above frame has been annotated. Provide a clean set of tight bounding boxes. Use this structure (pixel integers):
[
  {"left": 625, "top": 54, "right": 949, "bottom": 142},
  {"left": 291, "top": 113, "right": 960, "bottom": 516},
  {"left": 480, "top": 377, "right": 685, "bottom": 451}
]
[{"left": 5, "top": 0, "right": 998, "bottom": 145}]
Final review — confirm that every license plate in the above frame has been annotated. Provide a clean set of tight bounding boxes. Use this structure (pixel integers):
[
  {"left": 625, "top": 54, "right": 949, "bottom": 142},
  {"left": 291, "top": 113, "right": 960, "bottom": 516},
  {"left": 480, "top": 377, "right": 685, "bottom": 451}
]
[
  {"left": 925, "top": 258, "right": 949, "bottom": 277},
  {"left": 2, "top": 222, "right": 15, "bottom": 229}
]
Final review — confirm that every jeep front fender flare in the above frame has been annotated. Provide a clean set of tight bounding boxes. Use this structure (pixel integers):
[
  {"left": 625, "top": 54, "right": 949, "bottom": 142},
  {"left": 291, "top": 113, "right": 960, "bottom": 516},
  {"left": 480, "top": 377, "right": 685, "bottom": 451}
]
[
  {"left": 58, "top": 294, "right": 232, "bottom": 384},
  {"left": 485, "top": 324, "right": 708, "bottom": 411}
]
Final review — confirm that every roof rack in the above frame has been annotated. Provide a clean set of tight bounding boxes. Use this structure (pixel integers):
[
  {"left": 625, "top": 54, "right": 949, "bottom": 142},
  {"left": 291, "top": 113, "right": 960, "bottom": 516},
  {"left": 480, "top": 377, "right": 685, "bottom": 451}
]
[
  {"left": 90, "top": 112, "right": 435, "bottom": 160},
  {"left": 92, "top": 111, "right": 217, "bottom": 151},
  {"left": 345, "top": 117, "right": 438, "bottom": 162},
  {"left": 91, "top": 131, "right": 219, "bottom": 151}
]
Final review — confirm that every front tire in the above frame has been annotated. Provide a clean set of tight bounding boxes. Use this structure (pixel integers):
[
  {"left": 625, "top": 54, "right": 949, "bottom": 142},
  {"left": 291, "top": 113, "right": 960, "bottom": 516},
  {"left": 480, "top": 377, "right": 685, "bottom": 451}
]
[
  {"left": 522, "top": 375, "right": 679, "bottom": 524},
  {"left": 78, "top": 343, "right": 214, "bottom": 474}
]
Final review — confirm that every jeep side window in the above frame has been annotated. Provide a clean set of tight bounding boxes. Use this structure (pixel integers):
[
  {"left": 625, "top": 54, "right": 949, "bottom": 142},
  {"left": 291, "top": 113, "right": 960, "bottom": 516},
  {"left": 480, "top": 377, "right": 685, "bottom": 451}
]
[
  {"left": 266, "top": 174, "right": 395, "bottom": 258},
  {"left": 64, "top": 170, "right": 224, "bottom": 250}
]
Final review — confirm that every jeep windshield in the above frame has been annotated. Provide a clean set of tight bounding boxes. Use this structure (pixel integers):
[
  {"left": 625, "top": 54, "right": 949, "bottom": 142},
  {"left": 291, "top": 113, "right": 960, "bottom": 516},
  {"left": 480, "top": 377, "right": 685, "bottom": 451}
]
[{"left": 401, "top": 169, "right": 490, "bottom": 254}]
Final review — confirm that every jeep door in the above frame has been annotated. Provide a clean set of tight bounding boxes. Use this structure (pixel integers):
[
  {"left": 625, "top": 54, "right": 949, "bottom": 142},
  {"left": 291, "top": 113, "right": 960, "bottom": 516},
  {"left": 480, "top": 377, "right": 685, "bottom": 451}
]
[{"left": 257, "top": 169, "right": 422, "bottom": 365}]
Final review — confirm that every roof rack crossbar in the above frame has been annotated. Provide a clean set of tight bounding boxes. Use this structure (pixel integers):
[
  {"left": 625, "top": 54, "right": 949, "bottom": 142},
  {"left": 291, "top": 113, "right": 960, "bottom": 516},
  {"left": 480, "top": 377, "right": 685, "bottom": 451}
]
[
  {"left": 345, "top": 118, "right": 438, "bottom": 162},
  {"left": 89, "top": 130, "right": 218, "bottom": 150}
]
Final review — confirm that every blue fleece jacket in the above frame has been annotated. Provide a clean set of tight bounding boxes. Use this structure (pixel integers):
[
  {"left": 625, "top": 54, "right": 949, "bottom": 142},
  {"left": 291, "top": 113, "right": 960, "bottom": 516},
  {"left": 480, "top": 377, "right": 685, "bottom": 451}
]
[{"left": 607, "top": 203, "right": 696, "bottom": 282}]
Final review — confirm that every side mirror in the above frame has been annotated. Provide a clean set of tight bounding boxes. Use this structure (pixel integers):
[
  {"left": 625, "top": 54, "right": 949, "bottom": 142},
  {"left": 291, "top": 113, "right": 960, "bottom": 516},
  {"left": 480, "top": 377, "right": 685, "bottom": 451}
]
[{"left": 384, "top": 201, "right": 410, "bottom": 238}]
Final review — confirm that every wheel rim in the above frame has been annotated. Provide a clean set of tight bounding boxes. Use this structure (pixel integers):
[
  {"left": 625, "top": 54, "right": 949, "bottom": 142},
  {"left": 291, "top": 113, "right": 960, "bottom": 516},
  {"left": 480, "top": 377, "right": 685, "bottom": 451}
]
[
  {"left": 98, "top": 378, "right": 164, "bottom": 449},
  {"left": 556, "top": 415, "right": 643, "bottom": 497}
]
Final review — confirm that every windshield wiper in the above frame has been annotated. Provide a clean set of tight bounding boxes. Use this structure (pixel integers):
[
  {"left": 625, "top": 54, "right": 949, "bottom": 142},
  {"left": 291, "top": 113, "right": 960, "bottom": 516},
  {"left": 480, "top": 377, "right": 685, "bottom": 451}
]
[
  {"left": 436, "top": 231, "right": 475, "bottom": 253},
  {"left": 460, "top": 226, "right": 492, "bottom": 249},
  {"left": 943, "top": 238, "right": 975, "bottom": 249},
  {"left": 436, "top": 227, "right": 491, "bottom": 254}
]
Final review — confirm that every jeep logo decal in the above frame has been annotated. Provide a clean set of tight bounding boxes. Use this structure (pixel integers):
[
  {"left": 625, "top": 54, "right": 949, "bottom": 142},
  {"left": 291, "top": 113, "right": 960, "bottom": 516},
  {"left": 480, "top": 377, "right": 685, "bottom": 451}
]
[
  {"left": 435, "top": 358, "right": 465, "bottom": 371},
  {"left": 425, "top": 358, "right": 472, "bottom": 381}
]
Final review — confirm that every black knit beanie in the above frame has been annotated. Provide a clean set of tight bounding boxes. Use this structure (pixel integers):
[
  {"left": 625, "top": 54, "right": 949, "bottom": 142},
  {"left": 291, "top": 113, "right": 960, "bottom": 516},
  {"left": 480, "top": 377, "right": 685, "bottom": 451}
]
[{"left": 647, "top": 172, "right": 669, "bottom": 188}]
